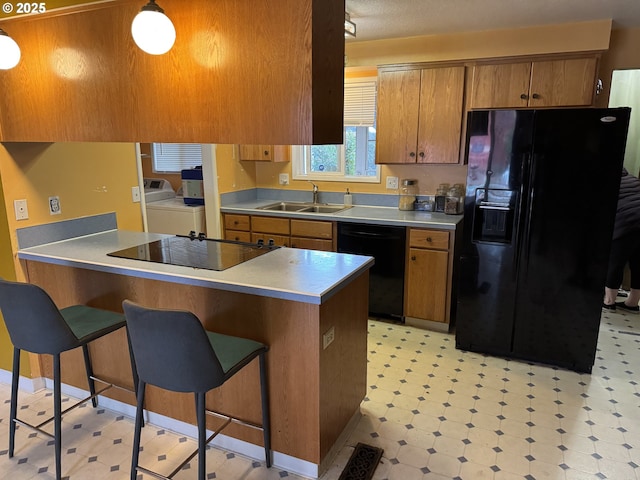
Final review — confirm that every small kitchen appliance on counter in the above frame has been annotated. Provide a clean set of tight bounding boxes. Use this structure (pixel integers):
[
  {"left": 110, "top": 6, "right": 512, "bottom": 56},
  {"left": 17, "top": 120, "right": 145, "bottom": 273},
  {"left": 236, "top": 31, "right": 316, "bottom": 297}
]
[{"left": 107, "top": 233, "right": 279, "bottom": 271}]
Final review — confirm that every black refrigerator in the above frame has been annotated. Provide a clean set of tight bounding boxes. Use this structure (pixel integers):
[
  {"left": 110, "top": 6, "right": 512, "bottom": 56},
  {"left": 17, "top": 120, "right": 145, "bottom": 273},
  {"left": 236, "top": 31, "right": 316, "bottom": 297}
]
[{"left": 455, "top": 108, "right": 630, "bottom": 373}]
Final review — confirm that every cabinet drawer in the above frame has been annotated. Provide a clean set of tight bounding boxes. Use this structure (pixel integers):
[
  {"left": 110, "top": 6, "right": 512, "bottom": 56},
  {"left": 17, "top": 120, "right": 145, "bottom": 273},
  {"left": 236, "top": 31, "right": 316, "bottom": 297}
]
[
  {"left": 409, "top": 229, "right": 449, "bottom": 250},
  {"left": 252, "top": 216, "right": 290, "bottom": 235},
  {"left": 224, "top": 230, "right": 251, "bottom": 243},
  {"left": 251, "top": 233, "right": 290, "bottom": 247},
  {"left": 224, "top": 214, "right": 250, "bottom": 232},
  {"left": 290, "top": 237, "right": 333, "bottom": 251},
  {"left": 290, "top": 219, "right": 333, "bottom": 239}
]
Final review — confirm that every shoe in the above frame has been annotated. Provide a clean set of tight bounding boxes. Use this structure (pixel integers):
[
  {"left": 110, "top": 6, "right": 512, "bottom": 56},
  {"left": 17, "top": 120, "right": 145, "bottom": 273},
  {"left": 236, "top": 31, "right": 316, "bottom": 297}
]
[
  {"left": 615, "top": 302, "right": 639, "bottom": 313},
  {"left": 602, "top": 303, "right": 616, "bottom": 311},
  {"left": 617, "top": 288, "right": 629, "bottom": 298}
]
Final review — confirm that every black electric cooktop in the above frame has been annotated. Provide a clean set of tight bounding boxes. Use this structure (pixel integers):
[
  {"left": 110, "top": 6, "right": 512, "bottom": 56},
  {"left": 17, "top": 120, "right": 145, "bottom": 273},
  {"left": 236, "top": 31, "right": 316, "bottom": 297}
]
[{"left": 107, "top": 234, "right": 279, "bottom": 271}]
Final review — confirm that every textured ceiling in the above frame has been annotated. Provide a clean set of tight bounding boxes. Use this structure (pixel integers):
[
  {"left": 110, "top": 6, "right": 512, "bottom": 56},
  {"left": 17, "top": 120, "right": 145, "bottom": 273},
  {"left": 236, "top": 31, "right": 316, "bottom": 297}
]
[{"left": 345, "top": 0, "right": 640, "bottom": 42}]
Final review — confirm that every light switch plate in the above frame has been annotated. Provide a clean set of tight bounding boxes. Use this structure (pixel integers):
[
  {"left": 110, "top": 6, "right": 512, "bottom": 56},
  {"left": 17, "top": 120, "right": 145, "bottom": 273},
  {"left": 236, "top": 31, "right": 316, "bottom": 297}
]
[{"left": 131, "top": 186, "right": 141, "bottom": 203}]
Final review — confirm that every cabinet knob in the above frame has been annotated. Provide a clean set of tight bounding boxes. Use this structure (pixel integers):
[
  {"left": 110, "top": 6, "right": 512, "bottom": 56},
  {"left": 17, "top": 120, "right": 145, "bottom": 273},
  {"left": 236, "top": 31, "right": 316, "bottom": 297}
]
[
  {"left": 264, "top": 150, "right": 269, "bottom": 156},
  {"left": 520, "top": 93, "right": 528, "bottom": 100},
  {"left": 411, "top": 255, "right": 416, "bottom": 261},
  {"left": 233, "top": 221, "right": 239, "bottom": 225},
  {"left": 409, "top": 152, "right": 416, "bottom": 158},
  {"left": 532, "top": 93, "right": 540, "bottom": 99},
  {"left": 419, "top": 152, "right": 425, "bottom": 158},
  {"left": 426, "top": 237, "right": 433, "bottom": 243}
]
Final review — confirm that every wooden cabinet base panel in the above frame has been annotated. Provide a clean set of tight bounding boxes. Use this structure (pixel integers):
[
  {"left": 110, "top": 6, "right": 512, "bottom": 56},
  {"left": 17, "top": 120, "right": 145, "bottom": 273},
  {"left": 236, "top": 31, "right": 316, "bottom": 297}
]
[
  {"left": 405, "top": 316, "right": 451, "bottom": 333},
  {"left": 24, "top": 261, "right": 368, "bottom": 468}
]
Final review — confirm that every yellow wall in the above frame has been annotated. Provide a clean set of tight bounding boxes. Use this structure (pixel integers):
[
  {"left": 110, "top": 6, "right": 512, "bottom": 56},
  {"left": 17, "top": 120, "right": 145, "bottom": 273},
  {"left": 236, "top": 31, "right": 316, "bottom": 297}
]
[
  {"left": 216, "top": 145, "right": 258, "bottom": 194},
  {"left": 0, "top": 142, "right": 143, "bottom": 373}
]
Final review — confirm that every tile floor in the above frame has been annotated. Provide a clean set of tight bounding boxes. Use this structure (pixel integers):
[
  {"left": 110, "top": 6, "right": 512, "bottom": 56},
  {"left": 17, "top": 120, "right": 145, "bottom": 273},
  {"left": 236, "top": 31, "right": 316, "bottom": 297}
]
[{"left": 1, "top": 305, "right": 639, "bottom": 480}]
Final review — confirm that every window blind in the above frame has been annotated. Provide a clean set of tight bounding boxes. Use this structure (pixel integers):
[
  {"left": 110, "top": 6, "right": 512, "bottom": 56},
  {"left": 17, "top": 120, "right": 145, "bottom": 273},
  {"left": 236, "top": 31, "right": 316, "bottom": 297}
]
[
  {"left": 152, "top": 143, "right": 203, "bottom": 173},
  {"left": 344, "top": 81, "right": 377, "bottom": 127}
]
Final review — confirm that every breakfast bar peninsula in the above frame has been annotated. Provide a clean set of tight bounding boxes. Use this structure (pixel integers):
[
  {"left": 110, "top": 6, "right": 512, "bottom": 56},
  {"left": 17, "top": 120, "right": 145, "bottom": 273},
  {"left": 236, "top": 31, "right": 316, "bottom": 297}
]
[{"left": 16, "top": 215, "right": 373, "bottom": 477}]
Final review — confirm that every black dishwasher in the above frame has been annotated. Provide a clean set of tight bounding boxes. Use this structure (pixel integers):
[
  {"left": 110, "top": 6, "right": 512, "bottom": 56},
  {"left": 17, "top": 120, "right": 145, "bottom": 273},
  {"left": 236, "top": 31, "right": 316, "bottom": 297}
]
[{"left": 338, "top": 223, "right": 406, "bottom": 321}]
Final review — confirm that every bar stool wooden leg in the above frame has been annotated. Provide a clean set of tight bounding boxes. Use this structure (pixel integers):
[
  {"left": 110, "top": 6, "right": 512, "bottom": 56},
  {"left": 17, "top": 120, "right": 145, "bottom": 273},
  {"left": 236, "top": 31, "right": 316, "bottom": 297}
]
[
  {"left": 53, "top": 354, "right": 63, "bottom": 480},
  {"left": 9, "top": 347, "right": 20, "bottom": 458}
]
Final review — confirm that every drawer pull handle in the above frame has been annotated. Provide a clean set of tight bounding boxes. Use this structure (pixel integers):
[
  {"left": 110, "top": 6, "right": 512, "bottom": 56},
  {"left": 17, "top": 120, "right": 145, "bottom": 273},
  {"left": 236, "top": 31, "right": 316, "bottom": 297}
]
[
  {"left": 426, "top": 237, "right": 433, "bottom": 242},
  {"left": 411, "top": 255, "right": 416, "bottom": 261}
]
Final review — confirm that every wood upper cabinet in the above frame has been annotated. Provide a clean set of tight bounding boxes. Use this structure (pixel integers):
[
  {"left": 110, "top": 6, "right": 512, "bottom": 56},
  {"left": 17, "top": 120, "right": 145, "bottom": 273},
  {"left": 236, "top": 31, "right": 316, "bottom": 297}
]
[
  {"left": 376, "top": 66, "right": 465, "bottom": 164},
  {"left": 0, "top": 0, "right": 344, "bottom": 144},
  {"left": 470, "top": 56, "right": 598, "bottom": 109},
  {"left": 239, "top": 145, "right": 291, "bottom": 162}
]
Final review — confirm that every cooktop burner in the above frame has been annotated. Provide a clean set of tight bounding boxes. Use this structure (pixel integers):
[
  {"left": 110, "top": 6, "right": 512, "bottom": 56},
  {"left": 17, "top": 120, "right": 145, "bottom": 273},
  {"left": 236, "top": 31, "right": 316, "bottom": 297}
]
[{"left": 107, "top": 234, "right": 279, "bottom": 271}]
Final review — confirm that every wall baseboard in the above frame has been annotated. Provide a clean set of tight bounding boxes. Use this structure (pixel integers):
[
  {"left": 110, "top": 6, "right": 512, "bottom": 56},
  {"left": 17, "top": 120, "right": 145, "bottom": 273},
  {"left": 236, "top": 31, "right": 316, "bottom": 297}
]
[{"left": 0, "top": 370, "right": 321, "bottom": 478}]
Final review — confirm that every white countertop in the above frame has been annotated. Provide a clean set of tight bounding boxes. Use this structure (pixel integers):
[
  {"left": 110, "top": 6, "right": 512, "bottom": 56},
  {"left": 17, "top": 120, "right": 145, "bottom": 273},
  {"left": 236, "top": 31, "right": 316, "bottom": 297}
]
[
  {"left": 17, "top": 230, "right": 374, "bottom": 305},
  {"left": 221, "top": 201, "right": 463, "bottom": 229}
]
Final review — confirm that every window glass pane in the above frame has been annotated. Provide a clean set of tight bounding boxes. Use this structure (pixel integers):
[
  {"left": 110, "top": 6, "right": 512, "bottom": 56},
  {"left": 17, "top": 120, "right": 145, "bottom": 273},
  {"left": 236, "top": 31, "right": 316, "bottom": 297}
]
[
  {"left": 310, "top": 145, "right": 340, "bottom": 173},
  {"left": 345, "top": 127, "right": 357, "bottom": 176}
]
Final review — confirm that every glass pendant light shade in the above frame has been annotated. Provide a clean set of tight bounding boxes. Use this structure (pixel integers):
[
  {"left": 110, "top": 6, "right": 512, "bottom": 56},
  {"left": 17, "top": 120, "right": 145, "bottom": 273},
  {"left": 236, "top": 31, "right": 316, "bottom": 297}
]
[
  {"left": 131, "top": 1, "right": 176, "bottom": 55},
  {"left": 0, "top": 29, "right": 21, "bottom": 70}
]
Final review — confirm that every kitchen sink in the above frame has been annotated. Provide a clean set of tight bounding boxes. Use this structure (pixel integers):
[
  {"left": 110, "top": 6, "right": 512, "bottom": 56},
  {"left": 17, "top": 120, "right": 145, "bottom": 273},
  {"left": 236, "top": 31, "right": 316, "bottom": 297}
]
[{"left": 258, "top": 202, "right": 351, "bottom": 214}]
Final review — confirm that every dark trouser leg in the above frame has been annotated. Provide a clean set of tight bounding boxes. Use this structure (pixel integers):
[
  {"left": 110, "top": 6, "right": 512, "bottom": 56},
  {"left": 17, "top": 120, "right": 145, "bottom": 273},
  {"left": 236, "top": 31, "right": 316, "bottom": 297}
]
[{"left": 9, "top": 347, "right": 20, "bottom": 458}]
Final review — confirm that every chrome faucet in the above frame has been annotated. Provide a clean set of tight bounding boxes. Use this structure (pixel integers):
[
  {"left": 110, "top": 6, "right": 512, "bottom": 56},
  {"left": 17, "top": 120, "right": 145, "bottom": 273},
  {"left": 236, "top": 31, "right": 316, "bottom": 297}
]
[{"left": 309, "top": 181, "right": 319, "bottom": 204}]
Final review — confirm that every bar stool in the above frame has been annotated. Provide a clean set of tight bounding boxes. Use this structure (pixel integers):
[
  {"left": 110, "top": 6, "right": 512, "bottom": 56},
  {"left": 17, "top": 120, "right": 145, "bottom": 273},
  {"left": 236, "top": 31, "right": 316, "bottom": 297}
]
[
  {"left": 122, "top": 299, "right": 271, "bottom": 480},
  {"left": 0, "top": 278, "right": 138, "bottom": 480}
]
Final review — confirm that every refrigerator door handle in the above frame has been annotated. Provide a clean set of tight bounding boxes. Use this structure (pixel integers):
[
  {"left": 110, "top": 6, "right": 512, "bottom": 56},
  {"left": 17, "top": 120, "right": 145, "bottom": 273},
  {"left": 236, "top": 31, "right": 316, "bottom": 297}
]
[
  {"left": 521, "top": 153, "right": 538, "bottom": 278},
  {"left": 513, "top": 153, "right": 530, "bottom": 279}
]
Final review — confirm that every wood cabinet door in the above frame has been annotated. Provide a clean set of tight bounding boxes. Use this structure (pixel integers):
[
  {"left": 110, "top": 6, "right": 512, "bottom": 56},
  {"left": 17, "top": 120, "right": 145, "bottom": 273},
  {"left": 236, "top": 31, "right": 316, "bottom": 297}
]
[
  {"left": 417, "top": 66, "right": 465, "bottom": 164},
  {"left": 405, "top": 248, "right": 449, "bottom": 323},
  {"left": 376, "top": 69, "right": 421, "bottom": 164},
  {"left": 529, "top": 57, "right": 597, "bottom": 107},
  {"left": 470, "top": 62, "right": 532, "bottom": 109},
  {"left": 239, "top": 145, "right": 273, "bottom": 161}
]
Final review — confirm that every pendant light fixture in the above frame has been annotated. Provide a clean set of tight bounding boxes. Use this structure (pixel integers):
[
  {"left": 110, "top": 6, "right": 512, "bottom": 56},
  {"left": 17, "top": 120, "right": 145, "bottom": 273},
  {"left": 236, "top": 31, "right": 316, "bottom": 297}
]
[
  {"left": 0, "top": 28, "right": 21, "bottom": 70},
  {"left": 131, "top": 0, "right": 176, "bottom": 55}
]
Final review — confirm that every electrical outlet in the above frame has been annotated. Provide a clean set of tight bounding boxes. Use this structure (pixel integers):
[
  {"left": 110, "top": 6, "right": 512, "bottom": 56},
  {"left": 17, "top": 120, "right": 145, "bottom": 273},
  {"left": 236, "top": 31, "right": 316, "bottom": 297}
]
[
  {"left": 279, "top": 173, "right": 289, "bottom": 185},
  {"left": 14, "top": 199, "right": 28, "bottom": 220},
  {"left": 322, "top": 326, "right": 335, "bottom": 349},
  {"left": 131, "top": 186, "right": 141, "bottom": 203},
  {"left": 49, "top": 196, "right": 62, "bottom": 215},
  {"left": 386, "top": 176, "right": 399, "bottom": 190}
]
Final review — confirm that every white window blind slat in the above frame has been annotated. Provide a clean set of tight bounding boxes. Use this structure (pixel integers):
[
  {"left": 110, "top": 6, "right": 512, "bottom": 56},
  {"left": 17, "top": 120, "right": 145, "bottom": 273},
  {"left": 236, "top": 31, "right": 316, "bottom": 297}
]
[
  {"left": 152, "top": 143, "right": 203, "bottom": 173},
  {"left": 344, "top": 81, "right": 377, "bottom": 127}
]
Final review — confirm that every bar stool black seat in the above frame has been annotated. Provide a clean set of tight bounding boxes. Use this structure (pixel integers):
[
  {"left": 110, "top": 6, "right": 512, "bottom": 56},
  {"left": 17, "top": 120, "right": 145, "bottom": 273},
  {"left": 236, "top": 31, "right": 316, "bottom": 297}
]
[
  {"left": 122, "top": 299, "right": 272, "bottom": 480},
  {"left": 0, "top": 278, "right": 137, "bottom": 480}
]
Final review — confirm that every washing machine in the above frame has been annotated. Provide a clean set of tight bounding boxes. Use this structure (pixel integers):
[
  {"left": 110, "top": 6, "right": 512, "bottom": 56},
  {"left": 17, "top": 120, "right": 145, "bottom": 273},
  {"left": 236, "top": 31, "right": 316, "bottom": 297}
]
[{"left": 144, "top": 178, "right": 206, "bottom": 236}]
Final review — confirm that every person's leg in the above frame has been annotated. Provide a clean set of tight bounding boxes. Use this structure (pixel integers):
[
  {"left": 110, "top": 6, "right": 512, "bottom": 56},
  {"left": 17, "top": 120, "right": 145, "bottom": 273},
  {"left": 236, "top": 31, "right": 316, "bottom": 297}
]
[
  {"left": 605, "top": 238, "right": 627, "bottom": 307},
  {"left": 622, "top": 232, "right": 640, "bottom": 307}
]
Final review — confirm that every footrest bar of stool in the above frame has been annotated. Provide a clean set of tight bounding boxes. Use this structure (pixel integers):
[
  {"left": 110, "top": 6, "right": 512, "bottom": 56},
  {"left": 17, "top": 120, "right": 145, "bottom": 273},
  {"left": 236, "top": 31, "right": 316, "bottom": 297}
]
[
  {"left": 167, "top": 417, "right": 232, "bottom": 479},
  {"left": 30, "top": 383, "right": 114, "bottom": 431},
  {"left": 12, "top": 418, "right": 55, "bottom": 439},
  {"left": 89, "top": 375, "right": 137, "bottom": 396},
  {"left": 136, "top": 465, "right": 173, "bottom": 480},
  {"left": 205, "top": 409, "right": 264, "bottom": 432}
]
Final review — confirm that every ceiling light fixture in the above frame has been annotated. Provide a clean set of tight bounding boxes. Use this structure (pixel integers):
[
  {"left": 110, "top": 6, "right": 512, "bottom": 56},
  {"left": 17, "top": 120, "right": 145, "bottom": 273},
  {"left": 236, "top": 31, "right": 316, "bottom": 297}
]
[
  {"left": 131, "top": 0, "right": 176, "bottom": 55},
  {"left": 344, "top": 12, "right": 356, "bottom": 38},
  {"left": 0, "top": 28, "right": 21, "bottom": 70}
]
